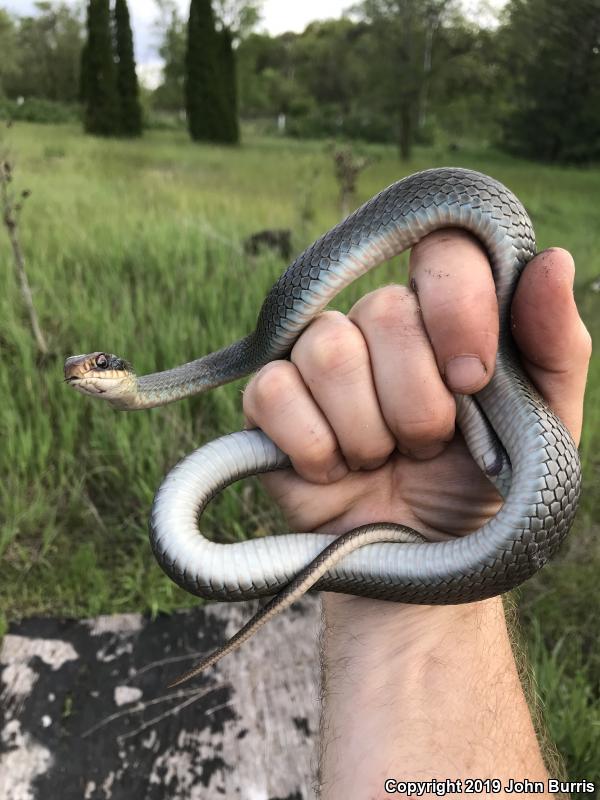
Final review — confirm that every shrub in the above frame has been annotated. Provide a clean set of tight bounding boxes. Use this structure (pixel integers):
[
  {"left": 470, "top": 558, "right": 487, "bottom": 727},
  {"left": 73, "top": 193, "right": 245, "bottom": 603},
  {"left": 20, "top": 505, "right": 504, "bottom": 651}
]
[{"left": 0, "top": 98, "right": 81, "bottom": 124}]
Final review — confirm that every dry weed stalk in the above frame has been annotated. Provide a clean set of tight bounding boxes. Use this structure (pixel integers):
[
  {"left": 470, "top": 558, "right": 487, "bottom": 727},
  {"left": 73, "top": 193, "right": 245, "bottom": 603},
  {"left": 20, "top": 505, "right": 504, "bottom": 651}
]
[
  {"left": 332, "top": 145, "right": 377, "bottom": 219},
  {"left": 1, "top": 135, "right": 48, "bottom": 356}
]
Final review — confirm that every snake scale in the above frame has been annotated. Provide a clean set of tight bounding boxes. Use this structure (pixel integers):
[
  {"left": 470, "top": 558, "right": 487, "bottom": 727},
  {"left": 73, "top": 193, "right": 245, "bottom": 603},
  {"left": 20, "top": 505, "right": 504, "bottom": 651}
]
[{"left": 65, "top": 168, "right": 581, "bottom": 685}]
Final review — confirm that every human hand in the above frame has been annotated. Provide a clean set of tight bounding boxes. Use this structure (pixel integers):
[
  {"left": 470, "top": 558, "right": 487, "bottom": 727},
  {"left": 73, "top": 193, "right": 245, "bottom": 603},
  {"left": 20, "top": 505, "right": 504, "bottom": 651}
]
[
  {"left": 243, "top": 230, "right": 590, "bottom": 552},
  {"left": 245, "top": 228, "right": 591, "bottom": 796}
]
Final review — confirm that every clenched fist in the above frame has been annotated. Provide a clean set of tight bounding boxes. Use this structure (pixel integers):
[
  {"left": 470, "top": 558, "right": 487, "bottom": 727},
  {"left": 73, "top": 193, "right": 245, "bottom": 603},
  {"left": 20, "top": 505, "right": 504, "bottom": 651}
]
[{"left": 244, "top": 230, "right": 589, "bottom": 546}]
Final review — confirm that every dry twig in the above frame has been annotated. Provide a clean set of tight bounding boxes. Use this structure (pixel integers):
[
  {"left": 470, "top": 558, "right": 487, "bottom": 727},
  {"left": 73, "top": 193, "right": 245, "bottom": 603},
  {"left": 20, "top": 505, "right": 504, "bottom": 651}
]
[{"left": 1, "top": 135, "right": 48, "bottom": 356}]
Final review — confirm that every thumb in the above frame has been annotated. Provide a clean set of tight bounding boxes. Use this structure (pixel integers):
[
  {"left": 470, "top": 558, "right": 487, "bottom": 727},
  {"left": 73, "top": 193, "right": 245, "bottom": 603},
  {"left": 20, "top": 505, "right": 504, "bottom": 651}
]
[{"left": 511, "top": 247, "right": 591, "bottom": 445}]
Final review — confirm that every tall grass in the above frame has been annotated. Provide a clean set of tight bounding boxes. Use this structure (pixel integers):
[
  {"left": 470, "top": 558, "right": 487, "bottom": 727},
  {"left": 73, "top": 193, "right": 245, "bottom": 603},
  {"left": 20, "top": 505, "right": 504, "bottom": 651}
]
[{"left": 0, "top": 124, "right": 598, "bottom": 787}]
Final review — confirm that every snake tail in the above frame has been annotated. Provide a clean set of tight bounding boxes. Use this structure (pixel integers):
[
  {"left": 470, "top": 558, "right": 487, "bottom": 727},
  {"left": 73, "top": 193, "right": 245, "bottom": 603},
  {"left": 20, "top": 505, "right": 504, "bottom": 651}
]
[{"left": 168, "top": 524, "right": 425, "bottom": 686}]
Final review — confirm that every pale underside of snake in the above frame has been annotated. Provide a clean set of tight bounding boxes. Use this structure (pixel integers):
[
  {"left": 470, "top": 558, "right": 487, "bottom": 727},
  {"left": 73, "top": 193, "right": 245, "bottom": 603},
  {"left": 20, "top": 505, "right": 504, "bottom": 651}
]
[{"left": 64, "top": 167, "right": 581, "bottom": 687}]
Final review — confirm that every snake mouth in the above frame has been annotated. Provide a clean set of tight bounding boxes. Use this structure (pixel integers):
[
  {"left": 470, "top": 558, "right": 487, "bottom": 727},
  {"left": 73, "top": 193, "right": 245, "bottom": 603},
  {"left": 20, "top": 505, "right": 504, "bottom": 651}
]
[{"left": 65, "top": 375, "right": 108, "bottom": 396}]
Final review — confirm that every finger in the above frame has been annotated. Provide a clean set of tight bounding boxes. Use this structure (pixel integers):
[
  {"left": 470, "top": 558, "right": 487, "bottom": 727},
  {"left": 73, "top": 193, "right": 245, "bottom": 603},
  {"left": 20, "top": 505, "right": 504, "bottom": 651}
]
[
  {"left": 290, "top": 311, "right": 395, "bottom": 471},
  {"left": 243, "top": 360, "right": 348, "bottom": 484},
  {"left": 349, "top": 285, "right": 456, "bottom": 459},
  {"left": 409, "top": 228, "right": 498, "bottom": 394},
  {"left": 511, "top": 248, "right": 592, "bottom": 444}
]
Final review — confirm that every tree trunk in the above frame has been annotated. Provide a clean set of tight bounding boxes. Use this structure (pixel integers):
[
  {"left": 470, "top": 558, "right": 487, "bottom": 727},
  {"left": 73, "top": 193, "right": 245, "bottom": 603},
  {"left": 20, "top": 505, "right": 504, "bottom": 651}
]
[{"left": 399, "top": 101, "right": 413, "bottom": 160}]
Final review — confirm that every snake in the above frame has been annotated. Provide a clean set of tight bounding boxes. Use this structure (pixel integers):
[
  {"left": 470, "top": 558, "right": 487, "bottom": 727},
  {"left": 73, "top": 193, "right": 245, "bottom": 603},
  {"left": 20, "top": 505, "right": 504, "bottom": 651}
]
[{"left": 64, "top": 167, "right": 581, "bottom": 687}]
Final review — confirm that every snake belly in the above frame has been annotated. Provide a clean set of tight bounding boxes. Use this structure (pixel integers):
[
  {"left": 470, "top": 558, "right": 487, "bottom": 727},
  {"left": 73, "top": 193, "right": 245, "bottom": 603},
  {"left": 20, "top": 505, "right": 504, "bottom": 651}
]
[{"left": 149, "top": 167, "right": 581, "bottom": 605}]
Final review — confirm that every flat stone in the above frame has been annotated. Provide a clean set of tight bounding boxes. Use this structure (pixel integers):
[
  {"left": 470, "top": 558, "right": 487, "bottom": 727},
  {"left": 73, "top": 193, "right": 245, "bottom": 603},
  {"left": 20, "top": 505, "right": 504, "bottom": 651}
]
[{"left": 0, "top": 597, "right": 321, "bottom": 800}]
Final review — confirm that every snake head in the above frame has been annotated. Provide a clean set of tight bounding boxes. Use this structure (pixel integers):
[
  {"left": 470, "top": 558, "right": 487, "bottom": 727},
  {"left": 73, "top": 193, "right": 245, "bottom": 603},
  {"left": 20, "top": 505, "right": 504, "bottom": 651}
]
[{"left": 64, "top": 352, "right": 136, "bottom": 408}]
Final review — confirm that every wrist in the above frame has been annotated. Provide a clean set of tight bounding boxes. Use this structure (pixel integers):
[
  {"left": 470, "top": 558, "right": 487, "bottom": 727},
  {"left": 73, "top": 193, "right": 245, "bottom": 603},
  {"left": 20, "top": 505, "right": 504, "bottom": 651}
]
[
  {"left": 319, "top": 593, "right": 549, "bottom": 789},
  {"left": 322, "top": 592, "right": 508, "bottom": 672}
]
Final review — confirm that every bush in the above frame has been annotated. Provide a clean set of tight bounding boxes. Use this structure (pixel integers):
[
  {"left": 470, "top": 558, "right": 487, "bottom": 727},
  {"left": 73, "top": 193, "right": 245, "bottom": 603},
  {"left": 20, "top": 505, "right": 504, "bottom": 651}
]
[
  {"left": 0, "top": 98, "right": 81, "bottom": 124},
  {"left": 286, "top": 105, "right": 396, "bottom": 143},
  {"left": 143, "top": 110, "right": 186, "bottom": 131}
]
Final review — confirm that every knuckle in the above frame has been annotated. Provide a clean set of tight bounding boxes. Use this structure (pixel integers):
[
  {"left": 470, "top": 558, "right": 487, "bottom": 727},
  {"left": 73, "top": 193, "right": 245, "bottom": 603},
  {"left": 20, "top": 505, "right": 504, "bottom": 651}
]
[
  {"left": 245, "top": 361, "right": 296, "bottom": 414},
  {"left": 295, "top": 313, "right": 366, "bottom": 377},
  {"left": 295, "top": 430, "right": 339, "bottom": 477},
  {"left": 355, "top": 285, "right": 420, "bottom": 336},
  {"left": 343, "top": 438, "right": 394, "bottom": 470},
  {"left": 393, "top": 403, "right": 455, "bottom": 448}
]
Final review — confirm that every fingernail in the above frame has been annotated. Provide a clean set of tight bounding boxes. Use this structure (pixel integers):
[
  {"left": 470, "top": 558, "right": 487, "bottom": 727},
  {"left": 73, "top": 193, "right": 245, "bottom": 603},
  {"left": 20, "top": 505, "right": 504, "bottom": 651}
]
[
  {"left": 445, "top": 355, "right": 487, "bottom": 393},
  {"left": 328, "top": 463, "right": 348, "bottom": 483}
]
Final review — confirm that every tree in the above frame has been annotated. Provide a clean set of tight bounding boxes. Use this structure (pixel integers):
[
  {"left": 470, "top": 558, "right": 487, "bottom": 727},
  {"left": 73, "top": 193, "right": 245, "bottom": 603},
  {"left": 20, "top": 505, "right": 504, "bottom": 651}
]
[
  {"left": 152, "top": 1, "right": 186, "bottom": 111},
  {"left": 79, "top": 39, "right": 90, "bottom": 102},
  {"left": 499, "top": 0, "right": 600, "bottom": 162},
  {"left": 83, "top": 0, "right": 119, "bottom": 135},
  {"left": 353, "top": 0, "right": 455, "bottom": 159},
  {"left": 114, "top": 0, "right": 142, "bottom": 136},
  {"left": 424, "top": 19, "right": 503, "bottom": 141},
  {"left": 5, "top": 2, "right": 84, "bottom": 103},
  {"left": 237, "top": 32, "right": 311, "bottom": 119},
  {"left": 214, "top": 0, "right": 261, "bottom": 143},
  {"left": 217, "top": 26, "right": 239, "bottom": 142},
  {"left": 0, "top": 10, "right": 19, "bottom": 97},
  {"left": 213, "top": 0, "right": 262, "bottom": 41},
  {"left": 185, "top": 0, "right": 229, "bottom": 142},
  {"left": 235, "top": 6, "right": 500, "bottom": 144},
  {"left": 154, "top": 0, "right": 260, "bottom": 127},
  {"left": 293, "top": 20, "right": 369, "bottom": 113}
]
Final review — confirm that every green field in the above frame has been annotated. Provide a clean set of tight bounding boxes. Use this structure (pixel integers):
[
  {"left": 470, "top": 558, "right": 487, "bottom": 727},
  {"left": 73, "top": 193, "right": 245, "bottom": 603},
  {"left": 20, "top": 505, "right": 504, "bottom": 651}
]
[{"left": 1, "top": 123, "right": 598, "bottom": 786}]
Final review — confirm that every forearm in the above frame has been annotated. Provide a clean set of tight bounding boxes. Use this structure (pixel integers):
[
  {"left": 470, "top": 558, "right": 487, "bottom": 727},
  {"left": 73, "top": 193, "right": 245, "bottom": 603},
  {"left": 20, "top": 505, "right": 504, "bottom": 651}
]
[{"left": 318, "top": 595, "right": 550, "bottom": 799}]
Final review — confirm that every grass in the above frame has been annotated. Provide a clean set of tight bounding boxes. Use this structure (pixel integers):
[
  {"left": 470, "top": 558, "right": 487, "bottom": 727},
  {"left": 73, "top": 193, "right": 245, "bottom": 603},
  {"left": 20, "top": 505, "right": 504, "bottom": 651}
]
[{"left": 0, "top": 123, "right": 598, "bottom": 789}]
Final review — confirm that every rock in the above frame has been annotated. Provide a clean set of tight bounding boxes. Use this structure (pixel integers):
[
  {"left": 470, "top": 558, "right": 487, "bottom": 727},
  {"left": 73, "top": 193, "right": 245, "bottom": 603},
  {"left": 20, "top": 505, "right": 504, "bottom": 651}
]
[
  {"left": 243, "top": 230, "right": 293, "bottom": 262},
  {"left": 0, "top": 597, "right": 321, "bottom": 799}
]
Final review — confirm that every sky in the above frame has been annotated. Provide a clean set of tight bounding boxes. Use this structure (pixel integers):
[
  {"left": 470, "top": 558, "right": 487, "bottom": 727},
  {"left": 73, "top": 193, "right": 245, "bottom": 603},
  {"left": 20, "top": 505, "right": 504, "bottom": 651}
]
[{"left": 2, "top": 0, "right": 506, "bottom": 86}]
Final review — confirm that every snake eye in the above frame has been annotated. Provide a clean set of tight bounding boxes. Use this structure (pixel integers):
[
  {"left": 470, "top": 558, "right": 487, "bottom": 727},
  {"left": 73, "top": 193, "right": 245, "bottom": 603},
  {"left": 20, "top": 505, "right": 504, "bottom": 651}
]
[{"left": 96, "top": 354, "right": 109, "bottom": 369}]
